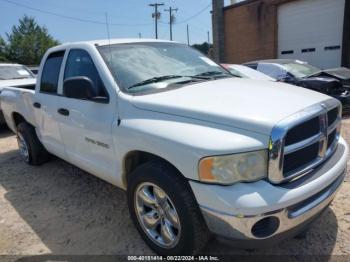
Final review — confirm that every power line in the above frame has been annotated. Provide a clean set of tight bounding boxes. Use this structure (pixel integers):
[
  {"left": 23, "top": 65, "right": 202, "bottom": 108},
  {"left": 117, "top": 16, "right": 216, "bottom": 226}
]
[
  {"left": 1, "top": 0, "right": 153, "bottom": 27},
  {"left": 177, "top": 3, "right": 211, "bottom": 24},
  {"left": 164, "top": 7, "right": 178, "bottom": 41},
  {"left": 149, "top": 3, "right": 164, "bottom": 39},
  {"left": 19, "top": 0, "right": 104, "bottom": 16},
  {"left": 172, "top": 2, "right": 211, "bottom": 30}
]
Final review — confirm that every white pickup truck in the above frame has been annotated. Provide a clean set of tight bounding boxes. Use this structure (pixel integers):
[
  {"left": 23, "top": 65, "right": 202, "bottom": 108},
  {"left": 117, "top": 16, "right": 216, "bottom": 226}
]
[
  {"left": 0, "top": 64, "right": 36, "bottom": 125},
  {"left": 0, "top": 39, "right": 348, "bottom": 255}
]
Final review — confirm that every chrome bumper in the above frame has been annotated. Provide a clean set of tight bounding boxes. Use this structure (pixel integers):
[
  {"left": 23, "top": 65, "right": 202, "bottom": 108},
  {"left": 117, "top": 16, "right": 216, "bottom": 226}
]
[{"left": 201, "top": 169, "right": 345, "bottom": 241}]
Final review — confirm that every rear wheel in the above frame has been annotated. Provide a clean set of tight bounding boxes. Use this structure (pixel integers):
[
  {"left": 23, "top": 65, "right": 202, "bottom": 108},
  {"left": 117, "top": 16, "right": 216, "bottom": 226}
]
[
  {"left": 17, "top": 122, "right": 50, "bottom": 165},
  {"left": 127, "top": 160, "right": 210, "bottom": 255},
  {"left": 17, "top": 132, "right": 30, "bottom": 163}
]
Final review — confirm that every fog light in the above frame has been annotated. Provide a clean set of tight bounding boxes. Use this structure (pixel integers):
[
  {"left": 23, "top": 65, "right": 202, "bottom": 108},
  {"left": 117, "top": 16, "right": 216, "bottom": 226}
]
[{"left": 251, "top": 216, "right": 280, "bottom": 238}]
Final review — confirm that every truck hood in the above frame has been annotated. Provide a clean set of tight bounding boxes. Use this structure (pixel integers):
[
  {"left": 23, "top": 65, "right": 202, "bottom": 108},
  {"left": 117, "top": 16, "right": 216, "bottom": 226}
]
[
  {"left": 308, "top": 67, "right": 350, "bottom": 81},
  {"left": 0, "top": 78, "right": 36, "bottom": 89},
  {"left": 131, "top": 78, "right": 330, "bottom": 135}
]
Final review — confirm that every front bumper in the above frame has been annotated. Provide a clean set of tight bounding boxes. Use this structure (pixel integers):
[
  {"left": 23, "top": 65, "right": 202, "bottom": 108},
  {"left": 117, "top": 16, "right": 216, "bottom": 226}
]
[{"left": 190, "top": 137, "right": 348, "bottom": 244}]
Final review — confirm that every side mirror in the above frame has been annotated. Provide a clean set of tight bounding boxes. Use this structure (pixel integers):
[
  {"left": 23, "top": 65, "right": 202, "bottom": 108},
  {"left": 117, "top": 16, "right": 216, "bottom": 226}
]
[{"left": 63, "top": 76, "right": 97, "bottom": 100}]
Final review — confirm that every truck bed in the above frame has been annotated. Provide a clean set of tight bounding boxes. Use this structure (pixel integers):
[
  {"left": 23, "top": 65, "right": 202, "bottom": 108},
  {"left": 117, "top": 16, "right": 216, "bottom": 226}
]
[{"left": 0, "top": 87, "right": 36, "bottom": 132}]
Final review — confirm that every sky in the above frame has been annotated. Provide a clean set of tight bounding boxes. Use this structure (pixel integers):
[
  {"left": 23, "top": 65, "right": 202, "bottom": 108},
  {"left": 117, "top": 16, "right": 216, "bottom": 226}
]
[{"left": 0, "top": 0, "right": 227, "bottom": 45}]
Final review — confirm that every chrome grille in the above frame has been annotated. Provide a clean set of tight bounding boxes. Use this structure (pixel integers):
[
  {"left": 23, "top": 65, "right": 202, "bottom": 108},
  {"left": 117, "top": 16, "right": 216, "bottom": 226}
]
[{"left": 268, "top": 99, "right": 341, "bottom": 184}]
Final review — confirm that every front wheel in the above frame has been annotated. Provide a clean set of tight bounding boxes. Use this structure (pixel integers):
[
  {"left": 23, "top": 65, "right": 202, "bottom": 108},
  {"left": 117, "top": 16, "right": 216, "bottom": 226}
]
[{"left": 127, "top": 160, "right": 210, "bottom": 255}]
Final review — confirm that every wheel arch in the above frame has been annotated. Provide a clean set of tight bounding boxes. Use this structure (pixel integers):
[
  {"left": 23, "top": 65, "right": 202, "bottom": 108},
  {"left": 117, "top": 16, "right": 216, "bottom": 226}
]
[
  {"left": 122, "top": 150, "right": 186, "bottom": 188},
  {"left": 12, "top": 112, "right": 30, "bottom": 130}
]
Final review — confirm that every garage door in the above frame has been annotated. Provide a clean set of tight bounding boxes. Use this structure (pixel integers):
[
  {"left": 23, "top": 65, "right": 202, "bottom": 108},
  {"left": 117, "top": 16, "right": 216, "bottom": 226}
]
[{"left": 278, "top": 0, "right": 345, "bottom": 69}]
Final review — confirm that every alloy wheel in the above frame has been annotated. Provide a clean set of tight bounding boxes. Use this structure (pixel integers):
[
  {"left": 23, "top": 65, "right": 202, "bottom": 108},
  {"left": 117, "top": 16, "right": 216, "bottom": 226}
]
[
  {"left": 134, "top": 182, "right": 181, "bottom": 248},
  {"left": 17, "top": 133, "right": 29, "bottom": 163}
]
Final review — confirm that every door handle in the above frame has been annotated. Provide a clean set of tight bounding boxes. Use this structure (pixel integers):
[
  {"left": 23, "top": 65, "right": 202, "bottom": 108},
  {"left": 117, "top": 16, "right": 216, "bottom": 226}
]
[
  {"left": 33, "top": 102, "right": 41, "bottom": 109},
  {"left": 58, "top": 108, "right": 70, "bottom": 116}
]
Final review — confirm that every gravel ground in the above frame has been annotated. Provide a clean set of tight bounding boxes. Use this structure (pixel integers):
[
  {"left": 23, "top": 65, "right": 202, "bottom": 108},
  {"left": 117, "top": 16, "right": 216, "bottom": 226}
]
[{"left": 0, "top": 120, "right": 349, "bottom": 257}]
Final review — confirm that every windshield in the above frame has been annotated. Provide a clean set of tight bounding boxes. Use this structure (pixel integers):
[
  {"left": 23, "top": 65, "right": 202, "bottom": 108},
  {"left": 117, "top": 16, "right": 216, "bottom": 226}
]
[
  {"left": 226, "top": 64, "right": 275, "bottom": 81},
  {"left": 0, "top": 65, "right": 35, "bottom": 80},
  {"left": 283, "top": 62, "right": 320, "bottom": 78},
  {"left": 98, "top": 42, "right": 231, "bottom": 93}
]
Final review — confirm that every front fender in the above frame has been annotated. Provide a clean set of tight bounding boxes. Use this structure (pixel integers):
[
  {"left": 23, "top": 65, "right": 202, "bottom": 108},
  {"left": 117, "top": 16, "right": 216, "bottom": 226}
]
[{"left": 114, "top": 109, "right": 269, "bottom": 182}]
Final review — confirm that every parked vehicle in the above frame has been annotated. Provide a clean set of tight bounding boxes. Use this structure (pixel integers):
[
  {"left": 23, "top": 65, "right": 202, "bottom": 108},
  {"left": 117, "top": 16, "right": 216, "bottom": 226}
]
[
  {"left": 0, "top": 63, "right": 36, "bottom": 125},
  {"left": 222, "top": 64, "right": 275, "bottom": 81},
  {"left": 1, "top": 40, "right": 348, "bottom": 255},
  {"left": 244, "top": 59, "right": 350, "bottom": 112}
]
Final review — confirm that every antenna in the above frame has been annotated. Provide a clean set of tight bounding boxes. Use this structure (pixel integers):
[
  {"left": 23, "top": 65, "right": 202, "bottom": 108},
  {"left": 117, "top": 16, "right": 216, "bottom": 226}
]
[
  {"left": 105, "top": 12, "right": 112, "bottom": 51},
  {"left": 104, "top": 12, "right": 114, "bottom": 74},
  {"left": 187, "top": 24, "right": 190, "bottom": 45}
]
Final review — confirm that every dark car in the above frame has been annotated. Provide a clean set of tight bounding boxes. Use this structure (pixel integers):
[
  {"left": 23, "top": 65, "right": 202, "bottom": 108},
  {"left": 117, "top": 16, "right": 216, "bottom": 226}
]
[{"left": 244, "top": 59, "right": 350, "bottom": 112}]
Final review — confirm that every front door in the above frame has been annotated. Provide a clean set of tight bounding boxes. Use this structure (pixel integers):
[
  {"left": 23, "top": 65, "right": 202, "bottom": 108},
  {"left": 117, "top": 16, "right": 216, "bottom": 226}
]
[{"left": 55, "top": 48, "right": 117, "bottom": 183}]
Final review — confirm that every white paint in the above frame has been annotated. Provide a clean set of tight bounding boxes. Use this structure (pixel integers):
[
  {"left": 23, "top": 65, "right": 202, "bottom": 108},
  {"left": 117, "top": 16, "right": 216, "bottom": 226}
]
[{"left": 278, "top": 0, "right": 345, "bottom": 69}]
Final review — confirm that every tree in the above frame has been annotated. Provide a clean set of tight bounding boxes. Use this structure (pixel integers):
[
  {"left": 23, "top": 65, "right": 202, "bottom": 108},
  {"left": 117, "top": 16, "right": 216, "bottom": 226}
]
[
  {"left": 5, "top": 15, "right": 59, "bottom": 65},
  {"left": 191, "top": 42, "right": 212, "bottom": 55},
  {"left": 0, "top": 36, "right": 7, "bottom": 62}
]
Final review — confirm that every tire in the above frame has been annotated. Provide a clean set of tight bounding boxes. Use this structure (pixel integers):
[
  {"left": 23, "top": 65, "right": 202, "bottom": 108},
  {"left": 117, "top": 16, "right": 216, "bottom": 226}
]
[
  {"left": 17, "top": 122, "right": 50, "bottom": 165},
  {"left": 127, "top": 160, "right": 211, "bottom": 255}
]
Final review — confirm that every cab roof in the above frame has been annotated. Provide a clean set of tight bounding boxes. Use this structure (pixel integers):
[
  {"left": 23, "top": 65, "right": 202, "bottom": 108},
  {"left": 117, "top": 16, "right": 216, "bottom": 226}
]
[{"left": 53, "top": 38, "right": 174, "bottom": 49}]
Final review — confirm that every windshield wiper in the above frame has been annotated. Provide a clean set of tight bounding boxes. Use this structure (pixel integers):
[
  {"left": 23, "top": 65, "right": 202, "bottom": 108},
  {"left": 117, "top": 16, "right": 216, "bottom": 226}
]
[
  {"left": 128, "top": 75, "right": 212, "bottom": 90},
  {"left": 128, "top": 75, "right": 187, "bottom": 89},
  {"left": 194, "top": 71, "right": 231, "bottom": 79}
]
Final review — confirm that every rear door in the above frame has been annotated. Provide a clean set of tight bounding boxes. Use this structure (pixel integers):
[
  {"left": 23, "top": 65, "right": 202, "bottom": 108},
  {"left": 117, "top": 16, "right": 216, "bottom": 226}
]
[
  {"left": 33, "top": 51, "right": 67, "bottom": 159},
  {"left": 55, "top": 48, "right": 117, "bottom": 182}
]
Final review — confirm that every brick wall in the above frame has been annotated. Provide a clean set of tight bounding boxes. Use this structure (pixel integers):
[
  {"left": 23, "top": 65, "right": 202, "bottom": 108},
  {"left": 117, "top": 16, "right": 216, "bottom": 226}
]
[
  {"left": 223, "top": 0, "right": 282, "bottom": 64},
  {"left": 222, "top": 0, "right": 299, "bottom": 64}
]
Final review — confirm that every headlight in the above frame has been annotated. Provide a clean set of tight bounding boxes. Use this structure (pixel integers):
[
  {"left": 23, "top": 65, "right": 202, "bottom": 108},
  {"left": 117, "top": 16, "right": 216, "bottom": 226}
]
[{"left": 198, "top": 150, "right": 268, "bottom": 185}]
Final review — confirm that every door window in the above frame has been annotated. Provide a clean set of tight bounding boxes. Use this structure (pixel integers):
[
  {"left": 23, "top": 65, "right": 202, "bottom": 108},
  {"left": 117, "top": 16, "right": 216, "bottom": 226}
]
[
  {"left": 64, "top": 49, "right": 107, "bottom": 98},
  {"left": 40, "top": 51, "right": 65, "bottom": 94}
]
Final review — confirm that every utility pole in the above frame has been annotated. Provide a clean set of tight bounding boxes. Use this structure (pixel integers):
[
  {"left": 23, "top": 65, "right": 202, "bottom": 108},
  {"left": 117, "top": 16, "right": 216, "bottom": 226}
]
[
  {"left": 164, "top": 7, "right": 178, "bottom": 41},
  {"left": 149, "top": 3, "right": 164, "bottom": 39},
  {"left": 187, "top": 24, "right": 190, "bottom": 45},
  {"left": 207, "top": 31, "right": 210, "bottom": 44},
  {"left": 212, "top": 0, "right": 225, "bottom": 62}
]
